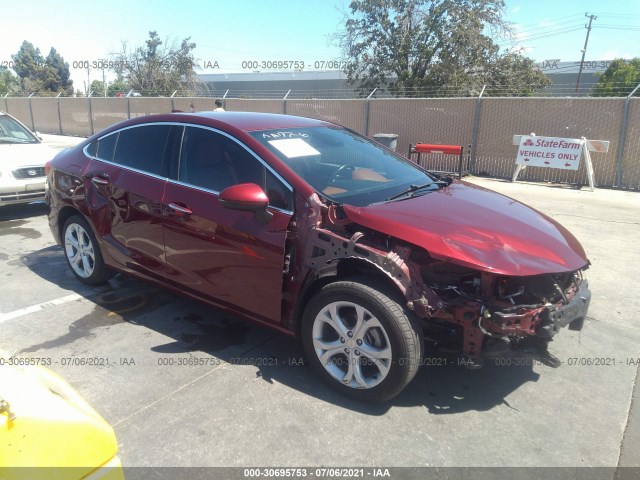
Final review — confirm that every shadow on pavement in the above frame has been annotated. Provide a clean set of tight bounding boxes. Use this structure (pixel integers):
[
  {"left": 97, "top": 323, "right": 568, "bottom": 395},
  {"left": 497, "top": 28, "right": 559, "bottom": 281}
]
[
  {"left": 22, "top": 245, "right": 540, "bottom": 416},
  {"left": 0, "top": 202, "right": 48, "bottom": 221}
]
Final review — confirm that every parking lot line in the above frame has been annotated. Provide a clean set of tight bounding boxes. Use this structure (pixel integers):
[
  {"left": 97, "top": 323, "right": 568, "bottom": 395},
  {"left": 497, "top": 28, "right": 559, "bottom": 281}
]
[{"left": 0, "top": 293, "right": 83, "bottom": 324}]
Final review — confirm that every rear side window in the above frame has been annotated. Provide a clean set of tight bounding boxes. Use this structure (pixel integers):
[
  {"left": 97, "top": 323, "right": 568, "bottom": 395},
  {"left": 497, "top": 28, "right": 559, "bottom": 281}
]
[
  {"left": 86, "top": 141, "right": 97, "bottom": 156},
  {"left": 113, "top": 125, "right": 172, "bottom": 175},
  {"left": 97, "top": 133, "right": 117, "bottom": 162},
  {"left": 87, "top": 133, "right": 118, "bottom": 162}
]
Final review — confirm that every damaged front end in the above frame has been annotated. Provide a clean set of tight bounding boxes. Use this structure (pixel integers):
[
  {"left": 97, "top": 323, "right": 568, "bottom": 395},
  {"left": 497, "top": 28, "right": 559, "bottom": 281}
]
[
  {"left": 420, "top": 263, "right": 590, "bottom": 367},
  {"left": 289, "top": 193, "right": 590, "bottom": 368}
]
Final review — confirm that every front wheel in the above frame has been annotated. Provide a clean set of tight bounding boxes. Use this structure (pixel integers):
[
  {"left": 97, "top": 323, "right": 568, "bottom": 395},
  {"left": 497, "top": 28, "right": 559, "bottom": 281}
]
[
  {"left": 302, "top": 279, "right": 424, "bottom": 402},
  {"left": 62, "top": 215, "right": 113, "bottom": 285}
]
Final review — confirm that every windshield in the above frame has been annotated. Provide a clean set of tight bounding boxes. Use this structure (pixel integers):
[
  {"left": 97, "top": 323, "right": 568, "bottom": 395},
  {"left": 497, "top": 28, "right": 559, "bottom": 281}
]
[
  {"left": 250, "top": 126, "right": 437, "bottom": 206},
  {"left": 0, "top": 114, "right": 38, "bottom": 144}
]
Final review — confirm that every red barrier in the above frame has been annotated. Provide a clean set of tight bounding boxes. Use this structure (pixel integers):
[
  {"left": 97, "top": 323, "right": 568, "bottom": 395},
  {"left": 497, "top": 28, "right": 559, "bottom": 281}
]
[
  {"left": 408, "top": 143, "right": 469, "bottom": 179},
  {"left": 413, "top": 143, "right": 462, "bottom": 155}
]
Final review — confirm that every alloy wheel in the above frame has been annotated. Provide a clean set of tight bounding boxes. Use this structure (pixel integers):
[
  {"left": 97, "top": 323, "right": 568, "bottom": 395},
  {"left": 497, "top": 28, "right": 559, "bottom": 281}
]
[{"left": 312, "top": 301, "right": 393, "bottom": 389}]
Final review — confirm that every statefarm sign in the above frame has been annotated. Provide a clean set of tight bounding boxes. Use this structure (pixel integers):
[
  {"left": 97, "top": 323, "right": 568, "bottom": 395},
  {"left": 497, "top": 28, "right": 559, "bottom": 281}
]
[{"left": 516, "top": 135, "right": 584, "bottom": 170}]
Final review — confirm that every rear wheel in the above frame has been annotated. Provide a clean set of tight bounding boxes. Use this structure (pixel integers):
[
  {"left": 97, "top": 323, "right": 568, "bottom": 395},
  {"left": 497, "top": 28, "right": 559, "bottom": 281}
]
[
  {"left": 62, "top": 215, "right": 113, "bottom": 285},
  {"left": 302, "top": 279, "right": 423, "bottom": 402}
]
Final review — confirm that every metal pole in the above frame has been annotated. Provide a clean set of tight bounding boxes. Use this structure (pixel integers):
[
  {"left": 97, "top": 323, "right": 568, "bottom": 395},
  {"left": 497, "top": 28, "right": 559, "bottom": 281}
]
[
  {"left": 575, "top": 14, "right": 597, "bottom": 95},
  {"left": 470, "top": 84, "right": 486, "bottom": 172},
  {"left": 28, "top": 92, "right": 36, "bottom": 132},
  {"left": 57, "top": 95, "right": 63, "bottom": 135},
  {"left": 88, "top": 97, "right": 94, "bottom": 136},
  {"left": 283, "top": 89, "right": 291, "bottom": 114},
  {"left": 127, "top": 97, "right": 131, "bottom": 119},
  {"left": 364, "top": 88, "right": 377, "bottom": 137},
  {"left": 614, "top": 82, "right": 640, "bottom": 187},
  {"left": 223, "top": 89, "right": 229, "bottom": 110},
  {"left": 170, "top": 90, "right": 176, "bottom": 112}
]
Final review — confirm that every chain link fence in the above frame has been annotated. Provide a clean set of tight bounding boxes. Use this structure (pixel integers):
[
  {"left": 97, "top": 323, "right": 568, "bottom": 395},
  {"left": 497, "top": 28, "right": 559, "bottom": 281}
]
[{"left": 3, "top": 95, "right": 639, "bottom": 190}]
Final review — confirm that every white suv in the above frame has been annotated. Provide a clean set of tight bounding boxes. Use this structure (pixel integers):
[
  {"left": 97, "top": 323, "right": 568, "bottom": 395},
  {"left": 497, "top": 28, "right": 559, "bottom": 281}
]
[{"left": 0, "top": 111, "right": 58, "bottom": 206}]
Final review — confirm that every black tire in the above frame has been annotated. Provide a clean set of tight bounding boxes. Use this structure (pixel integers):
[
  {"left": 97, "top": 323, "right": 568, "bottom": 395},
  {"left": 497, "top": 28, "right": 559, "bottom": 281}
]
[
  {"left": 62, "top": 215, "right": 113, "bottom": 285},
  {"left": 302, "top": 278, "right": 424, "bottom": 402}
]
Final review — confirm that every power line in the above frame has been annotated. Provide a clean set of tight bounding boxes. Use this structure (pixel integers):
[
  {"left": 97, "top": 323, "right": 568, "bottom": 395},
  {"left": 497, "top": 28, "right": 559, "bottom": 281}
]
[
  {"left": 591, "top": 12, "right": 640, "bottom": 18},
  {"left": 496, "top": 26, "right": 585, "bottom": 47},
  {"left": 511, "top": 18, "right": 584, "bottom": 35},
  {"left": 512, "top": 13, "right": 584, "bottom": 29},
  {"left": 595, "top": 25, "right": 640, "bottom": 31}
]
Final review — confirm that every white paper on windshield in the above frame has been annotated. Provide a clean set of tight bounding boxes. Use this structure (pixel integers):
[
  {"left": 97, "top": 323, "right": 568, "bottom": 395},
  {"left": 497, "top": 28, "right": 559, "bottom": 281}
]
[{"left": 268, "top": 138, "right": 320, "bottom": 158}]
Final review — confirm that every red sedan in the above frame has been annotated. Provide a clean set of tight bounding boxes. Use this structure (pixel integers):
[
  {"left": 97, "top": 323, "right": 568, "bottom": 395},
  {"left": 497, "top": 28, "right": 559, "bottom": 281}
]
[{"left": 46, "top": 112, "right": 591, "bottom": 402}]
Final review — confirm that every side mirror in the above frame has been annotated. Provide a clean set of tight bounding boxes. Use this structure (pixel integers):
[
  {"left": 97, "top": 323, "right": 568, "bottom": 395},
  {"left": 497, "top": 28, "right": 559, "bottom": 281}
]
[
  {"left": 219, "top": 183, "right": 273, "bottom": 222},
  {"left": 35, "top": 131, "right": 43, "bottom": 142}
]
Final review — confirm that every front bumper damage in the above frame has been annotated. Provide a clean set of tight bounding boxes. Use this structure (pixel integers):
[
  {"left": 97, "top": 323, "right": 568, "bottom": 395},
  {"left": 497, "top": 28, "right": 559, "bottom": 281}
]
[
  {"left": 539, "top": 280, "right": 590, "bottom": 337},
  {"left": 426, "top": 273, "right": 590, "bottom": 365},
  {"left": 473, "top": 279, "right": 590, "bottom": 366},
  {"left": 481, "top": 279, "right": 590, "bottom": 339},
  {"left": 289, "top": 195, "right": 591, "bottom": 370}
]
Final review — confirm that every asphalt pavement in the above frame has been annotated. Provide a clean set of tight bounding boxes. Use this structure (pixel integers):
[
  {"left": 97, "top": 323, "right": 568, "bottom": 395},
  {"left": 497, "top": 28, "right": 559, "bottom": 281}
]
[{"left": 0, "top": 135, "right": 638, "bottom": 479}]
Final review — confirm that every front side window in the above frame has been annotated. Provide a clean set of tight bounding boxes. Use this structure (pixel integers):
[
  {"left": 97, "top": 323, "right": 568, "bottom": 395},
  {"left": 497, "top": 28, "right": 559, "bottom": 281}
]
[{"left": 179, "top": 127, "right": 292, "bottom": 210}]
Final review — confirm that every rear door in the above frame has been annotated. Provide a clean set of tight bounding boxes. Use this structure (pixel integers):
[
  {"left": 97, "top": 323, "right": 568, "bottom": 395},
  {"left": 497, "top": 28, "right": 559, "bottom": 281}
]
[
  {"left": 84, "top": 123, "right": 178, "bottom": 280},
  {"left": 162, "top": 125, "right": 293, "bottom": 324}
]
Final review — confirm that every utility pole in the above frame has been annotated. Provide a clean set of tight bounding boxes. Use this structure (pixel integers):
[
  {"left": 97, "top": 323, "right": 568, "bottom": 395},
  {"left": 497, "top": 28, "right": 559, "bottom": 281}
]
[
  {"left": 575, "top": 13, "right": 597, "bottom": 95},
  {"left": 86, "top": 65, "right": 91, "bottom": 96}
]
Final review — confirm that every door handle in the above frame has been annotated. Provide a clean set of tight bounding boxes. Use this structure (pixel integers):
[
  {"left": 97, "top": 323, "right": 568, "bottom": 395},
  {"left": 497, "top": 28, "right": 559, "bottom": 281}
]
[
  {"left": 167, "top": 202, "right": 193, "bottom": 216},
  {"left": 91, "top": 176, "right": 110, "bottom": 186}
]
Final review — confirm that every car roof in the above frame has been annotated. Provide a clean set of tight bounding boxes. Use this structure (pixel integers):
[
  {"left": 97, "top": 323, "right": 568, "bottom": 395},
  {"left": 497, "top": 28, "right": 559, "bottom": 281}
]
[{"left": 132, "top": 111, "right": 335, "bottom": 132}]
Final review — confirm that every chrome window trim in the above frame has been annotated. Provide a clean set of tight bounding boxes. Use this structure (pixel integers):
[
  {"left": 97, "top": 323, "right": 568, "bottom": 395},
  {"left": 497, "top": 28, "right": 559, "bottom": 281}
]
[
  {"left": 84, "top": 155, "right": 170, "bottom": 182},
  {"left": 83, "top": 122, "right": 173, "bottom": 175},
  {"left": 81, "top": 121, "right": 294, "bottom": 214},
  {"left": 165, "top": 178, "right": 293, "bottom": 216}
]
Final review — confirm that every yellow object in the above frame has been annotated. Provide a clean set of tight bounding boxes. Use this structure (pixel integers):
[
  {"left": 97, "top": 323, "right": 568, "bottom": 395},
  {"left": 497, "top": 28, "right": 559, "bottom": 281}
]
[{"left": 0, "top": 354, "right": 123, "bottom": 480}]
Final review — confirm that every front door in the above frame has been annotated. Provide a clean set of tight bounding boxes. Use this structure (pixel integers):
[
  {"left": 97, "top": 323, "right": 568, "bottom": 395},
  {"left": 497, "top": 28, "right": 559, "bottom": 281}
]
[{"left": 162, "top": 126, "right": 294, "bottom": 324}]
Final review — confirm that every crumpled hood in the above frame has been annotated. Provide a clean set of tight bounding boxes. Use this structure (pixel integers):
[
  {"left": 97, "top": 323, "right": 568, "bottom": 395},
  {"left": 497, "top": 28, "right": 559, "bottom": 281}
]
[
  {"left": 0, "top": 143, "right": 58, "bottom": 171},
  {"left": 342, "top": 181, "right": 589, "bottom": 276}
]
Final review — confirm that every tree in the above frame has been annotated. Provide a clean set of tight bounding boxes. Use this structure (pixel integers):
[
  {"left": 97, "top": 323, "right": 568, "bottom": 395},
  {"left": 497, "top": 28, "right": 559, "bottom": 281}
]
[
  {"left": 107, "top": 79, "right": 130, "bottom": 97},
  {"left": 11, "top": 41, "right": 45, "bottom": 93},
  {"left": 11, "top": 41, "right": 73, "bottom": 95},
  {"left": 110, "top": 31, "right": 199, "bottom": 96},
  {"left": 0, "top": 66, "right": 18, "bottom": 94},
  {"left": 90, "top": 80, "right": 106, "bottom": 97},
  {"left": 482, "top": 52, "right": 551, "bottom": 96},
  {"left": 336, "top": 0, "right": 548, "bottom": 97},
  {"left": 44, "top": 48, "right": 73, "bottom": 94},
  {"left": 592, "top": 58, "right": 640, "bottom": 97}
]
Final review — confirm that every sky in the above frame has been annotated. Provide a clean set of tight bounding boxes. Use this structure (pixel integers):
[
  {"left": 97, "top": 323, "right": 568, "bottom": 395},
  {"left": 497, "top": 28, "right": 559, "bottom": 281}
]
[{"left": 1, "top": 0, "right": 639, "bottom": 92}]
